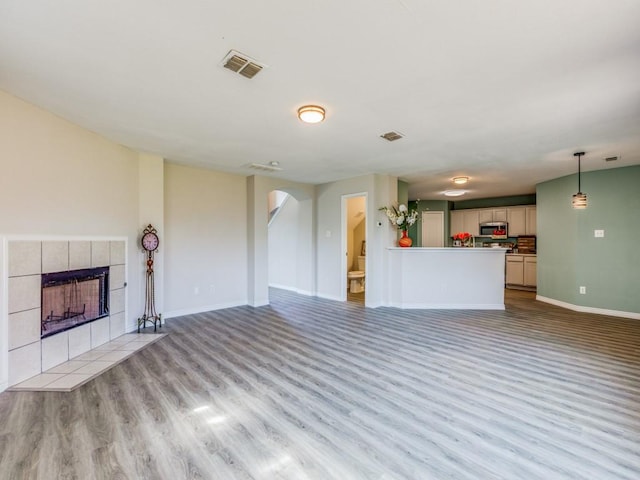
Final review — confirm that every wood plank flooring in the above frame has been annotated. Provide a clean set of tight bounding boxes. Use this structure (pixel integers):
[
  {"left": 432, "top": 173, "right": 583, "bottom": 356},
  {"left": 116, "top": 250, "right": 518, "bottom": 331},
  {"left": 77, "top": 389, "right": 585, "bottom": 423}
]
[{"left": 1, "top": 289, "right": 639, "bottom": 479}]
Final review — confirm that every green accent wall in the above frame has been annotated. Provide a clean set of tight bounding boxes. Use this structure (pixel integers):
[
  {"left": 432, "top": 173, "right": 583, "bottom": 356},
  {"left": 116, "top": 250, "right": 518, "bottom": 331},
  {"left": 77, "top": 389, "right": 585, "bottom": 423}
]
[
  {"left": 398, "top": 180, "right": 409, "bottom": 207},
  {"left": 537, "top": 165, "right": 640, "bottom": 314},
  {"left": 453, "top": 194, "right": 536, "bottom": 210},
  {"left": 408, "top": 200, "right": 450, "bottom": 246}
]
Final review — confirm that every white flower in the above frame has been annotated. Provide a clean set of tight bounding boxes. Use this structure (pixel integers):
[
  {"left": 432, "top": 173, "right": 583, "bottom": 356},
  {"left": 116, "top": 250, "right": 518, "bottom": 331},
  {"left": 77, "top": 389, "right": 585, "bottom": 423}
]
[{"left": 379, "top": 201, "right": 420, "bottom": 230}]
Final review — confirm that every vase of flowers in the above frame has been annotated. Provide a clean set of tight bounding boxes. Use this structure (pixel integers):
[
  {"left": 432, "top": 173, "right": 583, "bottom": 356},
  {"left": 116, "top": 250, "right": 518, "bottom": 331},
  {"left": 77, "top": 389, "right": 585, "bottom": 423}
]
[
  {"left": 453, "top": 232, "right": 473, "bottom": 247},
  {"left": 379, "top": 202, "right": 419, "bottom": 247}
]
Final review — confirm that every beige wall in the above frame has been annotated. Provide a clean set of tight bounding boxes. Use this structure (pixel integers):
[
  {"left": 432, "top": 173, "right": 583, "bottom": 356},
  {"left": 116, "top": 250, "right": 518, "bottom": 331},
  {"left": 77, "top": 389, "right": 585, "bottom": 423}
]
[
  {"left": 0, "top": 90, "right": 143, "bottom": 390},
  {"left": 163, "top": 163, "right": 248, "bottom": 316},
  {"left": 0, "top": 91, "right": 140, "bottom": 236}
]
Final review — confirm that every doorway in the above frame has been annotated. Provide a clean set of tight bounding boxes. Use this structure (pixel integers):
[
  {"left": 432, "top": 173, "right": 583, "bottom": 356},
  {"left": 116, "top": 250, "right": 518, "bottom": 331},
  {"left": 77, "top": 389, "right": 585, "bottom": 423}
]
[{"left": 342, "top": 194, "right": 367, "bottom": 303}]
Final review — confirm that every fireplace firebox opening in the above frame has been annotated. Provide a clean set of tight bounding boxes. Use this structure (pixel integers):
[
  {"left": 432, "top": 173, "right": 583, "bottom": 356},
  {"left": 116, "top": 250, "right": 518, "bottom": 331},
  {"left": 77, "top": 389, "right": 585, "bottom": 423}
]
[{"left": 41, "top": 266, "right": 109, "bottom": 338}]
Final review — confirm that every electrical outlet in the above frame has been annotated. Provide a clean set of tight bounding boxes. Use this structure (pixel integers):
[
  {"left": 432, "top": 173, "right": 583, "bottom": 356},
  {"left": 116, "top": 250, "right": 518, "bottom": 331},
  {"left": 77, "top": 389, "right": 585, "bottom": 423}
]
[
  {"left": 594, "top": 229, "right": 605, "bottom": 238},
  {"left": 579, "top": 286, "right": 586, "bottom": 294}
]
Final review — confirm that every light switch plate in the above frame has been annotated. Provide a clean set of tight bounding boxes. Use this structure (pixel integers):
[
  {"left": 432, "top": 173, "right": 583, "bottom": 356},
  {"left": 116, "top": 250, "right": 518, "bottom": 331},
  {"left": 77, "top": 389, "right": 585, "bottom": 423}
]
[{"left": 594, "top": 229, "right": 604, "bottom": 238}]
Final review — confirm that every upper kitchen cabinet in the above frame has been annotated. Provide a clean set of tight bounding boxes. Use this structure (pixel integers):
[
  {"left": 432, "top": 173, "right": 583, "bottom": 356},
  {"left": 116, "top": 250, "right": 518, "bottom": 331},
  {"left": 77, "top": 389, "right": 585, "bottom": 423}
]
[
  {"left": 478, "top": 208, "right": 507, "bottom": 223},
  {"left": 507, "top": 206, "right": 536, "bottom": 236},
  {"left": 450, "top": 210, "right": 464, "bottom": 236},
  {"left": 452, "top": 205, "right": 536, "bottom": 238},
  {"left": 493, "top": 208, "right": 507, "bottom": 222},
  {"left": 463, "top": 210, "right": 480, "bottom": 236},
  {"left": 450, "top": 209, "right": 480, "bottom": 236},
  {"left": 507, "top": 207, "right": 527, "bottom": 236},
  {"left": 525, "top": 206, "right": 537, "bottom": 235}
]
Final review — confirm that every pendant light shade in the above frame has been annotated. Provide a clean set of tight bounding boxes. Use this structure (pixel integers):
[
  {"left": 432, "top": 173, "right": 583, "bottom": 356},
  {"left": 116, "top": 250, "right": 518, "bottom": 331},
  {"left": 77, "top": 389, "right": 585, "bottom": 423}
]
[{"left": 572, "top": 152, "right": 587, "bottom": 209}]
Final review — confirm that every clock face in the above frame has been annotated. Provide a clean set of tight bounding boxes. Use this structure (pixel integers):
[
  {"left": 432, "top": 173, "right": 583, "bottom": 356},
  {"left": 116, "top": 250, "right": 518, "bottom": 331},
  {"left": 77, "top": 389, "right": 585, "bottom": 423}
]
[{"left": 141, "top": 232, "right": 159, "bottom": 252}]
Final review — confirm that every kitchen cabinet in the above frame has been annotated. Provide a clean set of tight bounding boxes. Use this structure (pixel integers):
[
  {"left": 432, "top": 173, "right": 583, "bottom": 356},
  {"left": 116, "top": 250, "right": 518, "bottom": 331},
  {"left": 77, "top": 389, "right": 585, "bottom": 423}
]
[
  {"left": 507, "top": 206, "right": 536, "bottom": 236},
  {"left": 479, "top": 208, "right": 507, "bottom": 223},
  {"left": 507, "top": 207, "right": 526, "bottom": 236},
  {"left": 478, "top": 209, "right": 492, "bottom": 224},
  {"left": 450, "top": 211, "right": 463, "bottom": 237},
  {"left": 505, "top": 255, "right": 524, "bottom": 285},
  {"left": 450, "top": 209, "right": 479, "bottom": 237},
  {"left": 506, "top": 254, "right": 537, "bottom": 288},
  {"left": 453, "top": 205, "right": 535, "bottom": 238},
  {"left": 493, "top": 208, "right": 507, "bottom": 222},
  {"left": 463, "top": 210, "right": 480, "bottom": 236},
  {"left": 524, "top": 256, "right": 537, "bottom": 286},
  {"left": 525, "top": 206, "right": 537, "bottom": 235}
]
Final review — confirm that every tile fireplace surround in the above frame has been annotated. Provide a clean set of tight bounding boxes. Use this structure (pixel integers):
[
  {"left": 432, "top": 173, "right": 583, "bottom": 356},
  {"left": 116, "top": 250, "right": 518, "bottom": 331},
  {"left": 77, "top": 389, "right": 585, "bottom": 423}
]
[{"left": 7, "top": 239, "right": 127, "bottom": 387}]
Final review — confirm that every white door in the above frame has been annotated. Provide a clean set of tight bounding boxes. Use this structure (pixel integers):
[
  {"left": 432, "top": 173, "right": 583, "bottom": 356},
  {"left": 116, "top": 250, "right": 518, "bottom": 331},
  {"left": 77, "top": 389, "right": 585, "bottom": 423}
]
[{"left": 422, "top": 211, "right": 444, "bottom": 247}]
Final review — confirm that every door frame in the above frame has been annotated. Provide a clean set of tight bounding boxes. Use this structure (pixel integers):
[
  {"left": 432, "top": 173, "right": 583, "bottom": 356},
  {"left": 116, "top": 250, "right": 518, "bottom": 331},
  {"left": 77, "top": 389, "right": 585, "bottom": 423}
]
[{"left": 341, "top": 192, "right": 367, "bottom": 301}]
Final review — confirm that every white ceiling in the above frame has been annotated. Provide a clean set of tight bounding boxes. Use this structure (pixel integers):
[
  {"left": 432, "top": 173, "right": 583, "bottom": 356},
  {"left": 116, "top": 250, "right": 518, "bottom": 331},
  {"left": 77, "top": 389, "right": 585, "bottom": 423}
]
[{"left": 1, "top": 0, "right": 639, "bottom": 201}]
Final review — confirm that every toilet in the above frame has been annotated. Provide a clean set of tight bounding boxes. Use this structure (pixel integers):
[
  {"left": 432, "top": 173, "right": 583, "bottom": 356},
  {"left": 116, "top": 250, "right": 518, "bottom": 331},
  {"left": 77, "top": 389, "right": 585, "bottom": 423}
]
[{"left": 347, "top": 255, "right": 366, "bottom": 293}]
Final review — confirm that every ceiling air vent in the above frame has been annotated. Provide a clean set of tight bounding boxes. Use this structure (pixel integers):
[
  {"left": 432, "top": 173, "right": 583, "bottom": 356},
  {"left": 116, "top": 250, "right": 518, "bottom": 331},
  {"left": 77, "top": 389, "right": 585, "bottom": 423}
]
[
  {"left": 248, "top": 162, "right": 282, "bottom": 172},
  {"left": 604, "top": 155, "right": 619, "bottom": 162},
  {"left": 222, "top": 50, "right": 264, "bottom": 79},
  {"left": 380, "top": 131, "right": 404, "bottom": 142}
]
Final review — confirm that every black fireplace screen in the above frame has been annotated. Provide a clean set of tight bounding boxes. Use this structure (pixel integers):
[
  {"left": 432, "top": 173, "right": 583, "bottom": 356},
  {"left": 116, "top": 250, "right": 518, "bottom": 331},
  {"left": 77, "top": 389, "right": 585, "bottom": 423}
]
[{"left": 41, "top": 267, "right": 109, "bottom": 338}]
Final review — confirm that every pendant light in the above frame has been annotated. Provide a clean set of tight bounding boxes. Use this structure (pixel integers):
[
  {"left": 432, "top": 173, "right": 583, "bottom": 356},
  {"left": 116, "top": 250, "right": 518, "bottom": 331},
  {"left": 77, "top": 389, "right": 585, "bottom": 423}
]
[{"left": 572, "top": 151, "right": 587, "bottom": 209}]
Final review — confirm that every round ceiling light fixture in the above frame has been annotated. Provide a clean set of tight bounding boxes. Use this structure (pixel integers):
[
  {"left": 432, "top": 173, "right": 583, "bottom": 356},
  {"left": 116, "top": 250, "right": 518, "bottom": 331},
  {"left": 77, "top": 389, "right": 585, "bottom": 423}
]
[
  {"left": 443, "top": 189, "right": 467, "bottom": 197},
  {"left": 452, "top": 176, "right": 469, "bottom": 185},
  {"left": 297, "top": 105, "right": 325, "bottom": 124}
]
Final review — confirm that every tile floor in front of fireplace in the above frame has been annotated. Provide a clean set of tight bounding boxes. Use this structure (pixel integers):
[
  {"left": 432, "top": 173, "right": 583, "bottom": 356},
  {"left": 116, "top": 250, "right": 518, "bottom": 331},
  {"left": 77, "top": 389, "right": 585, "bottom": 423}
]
[{"left": 9, "top": 333, "right": 166, "bottom": 392}]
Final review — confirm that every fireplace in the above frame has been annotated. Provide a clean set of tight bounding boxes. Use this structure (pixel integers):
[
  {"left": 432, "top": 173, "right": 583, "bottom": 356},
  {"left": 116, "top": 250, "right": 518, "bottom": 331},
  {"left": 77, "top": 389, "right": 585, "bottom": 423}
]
[{"left": 41, "top": 267, "right": 110, "bottom": 338}]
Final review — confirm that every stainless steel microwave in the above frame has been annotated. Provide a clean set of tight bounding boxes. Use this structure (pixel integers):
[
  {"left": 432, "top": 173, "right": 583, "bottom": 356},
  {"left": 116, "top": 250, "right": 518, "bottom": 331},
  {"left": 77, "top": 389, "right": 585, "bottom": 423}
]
[{"left": 479, "top": 222, "right": 508, "bottom": 238}]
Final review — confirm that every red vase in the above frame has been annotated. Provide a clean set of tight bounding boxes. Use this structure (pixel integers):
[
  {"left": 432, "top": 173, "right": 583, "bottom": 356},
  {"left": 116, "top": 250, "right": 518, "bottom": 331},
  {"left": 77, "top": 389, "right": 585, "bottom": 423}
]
[{"left": 398, "top": 229, "right": 412, "bottom": 247}]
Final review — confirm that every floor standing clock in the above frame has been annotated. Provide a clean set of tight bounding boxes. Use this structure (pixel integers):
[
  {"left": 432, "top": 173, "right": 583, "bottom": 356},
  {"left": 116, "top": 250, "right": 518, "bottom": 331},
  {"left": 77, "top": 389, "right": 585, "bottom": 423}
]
[{"left": 138, "top": 224, "right": 162, "bottom": 332}]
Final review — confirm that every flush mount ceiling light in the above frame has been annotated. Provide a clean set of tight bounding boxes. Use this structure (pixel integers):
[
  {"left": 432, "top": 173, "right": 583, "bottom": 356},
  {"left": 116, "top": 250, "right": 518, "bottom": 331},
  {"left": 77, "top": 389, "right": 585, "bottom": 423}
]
[
  {"left": 443, "top": 189, "right": 467, "bottom": 197},
  {"left": 452, "top": 176, "right": 469, "bottom": 185},
  {"left": 297, "top": 105, "right": 325, "bottom": 124},
  {"left": 572, "top": 151, "right": 587, "bottom": 209}
]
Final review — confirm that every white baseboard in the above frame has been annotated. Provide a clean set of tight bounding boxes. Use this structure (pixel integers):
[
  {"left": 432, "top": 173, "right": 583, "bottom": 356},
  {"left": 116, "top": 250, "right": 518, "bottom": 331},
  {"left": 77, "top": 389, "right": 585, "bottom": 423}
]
[
  {"left": 163, "top": 300, "right": 248, "bottom": 320},
  {"left": 269, "top": 284, "right": 314, "bottom": 296},
  {"left": 536, "top": 295, "right": 640, "bottom": 320},
  {"left": 390, "top": 302, "right": 505, "bottom": 310},
  {"left": 316, "top": 292, "right": 343, "bottom": 302}
]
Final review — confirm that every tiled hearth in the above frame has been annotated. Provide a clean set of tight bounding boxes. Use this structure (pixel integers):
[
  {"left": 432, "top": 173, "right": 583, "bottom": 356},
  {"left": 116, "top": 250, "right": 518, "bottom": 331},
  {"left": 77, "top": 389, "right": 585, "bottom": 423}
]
[
  {"left": 7, "top": 239, "right": 127, "bottom": 387},
  {"left": 9, "top": 333, "right": 164, "bottom": 392}
]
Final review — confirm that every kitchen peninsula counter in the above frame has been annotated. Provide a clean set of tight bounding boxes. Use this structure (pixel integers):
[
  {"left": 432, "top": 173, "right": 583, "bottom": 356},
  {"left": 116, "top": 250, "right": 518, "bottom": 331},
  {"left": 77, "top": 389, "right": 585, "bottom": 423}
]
[{"left": 387, "top": 247, "right": 507, "bottom": 309}]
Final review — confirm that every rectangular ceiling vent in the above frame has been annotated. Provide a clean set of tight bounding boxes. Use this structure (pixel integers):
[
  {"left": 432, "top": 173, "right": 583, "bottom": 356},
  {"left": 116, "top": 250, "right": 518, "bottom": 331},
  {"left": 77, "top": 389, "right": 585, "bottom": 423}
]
[
  {"left": 222, "top": 50, "right": 264, "bottom": 79},
  {"left": 248, "top": 163, "right": 282, "bottom": 172},
  {"left": 604, "top": 155, "right": 619, "bottom": 162},
  {"left": 380, "top": 131, "right": 404, "bottom": 142}
]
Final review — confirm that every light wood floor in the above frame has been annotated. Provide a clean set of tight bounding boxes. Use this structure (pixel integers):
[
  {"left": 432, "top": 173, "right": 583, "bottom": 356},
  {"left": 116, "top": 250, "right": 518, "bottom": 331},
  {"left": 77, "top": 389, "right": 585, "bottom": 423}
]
[{"left": 1, "top": 289, "right": 639, "bottom": 479}]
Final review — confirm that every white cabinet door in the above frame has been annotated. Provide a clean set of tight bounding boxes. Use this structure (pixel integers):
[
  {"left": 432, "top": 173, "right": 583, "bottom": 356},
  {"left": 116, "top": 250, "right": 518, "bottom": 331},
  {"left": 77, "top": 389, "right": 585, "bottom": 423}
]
[
  {"left": 463, "top": 209, "right": 480, "bottom": 236},
  {"left": 450, "top": 211, "right": 463, "bottom": 237},
  {"left": 478, "top": 209, "right": 493, "bottom": 223},
  {"left": 506, "top": 255, "right": 524, "bottom": 285},
  {"left": 524, "top": 256, "right": 537, "bottom": 286},
  {"left": 493, "top": 208, "right": 507, "bottom": 222},
  {"left": 525, "top": 206, "right": 537, "bottom": 235},
  {"left": 507, "top": 207, "right": 526, "bottom": 236}
]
